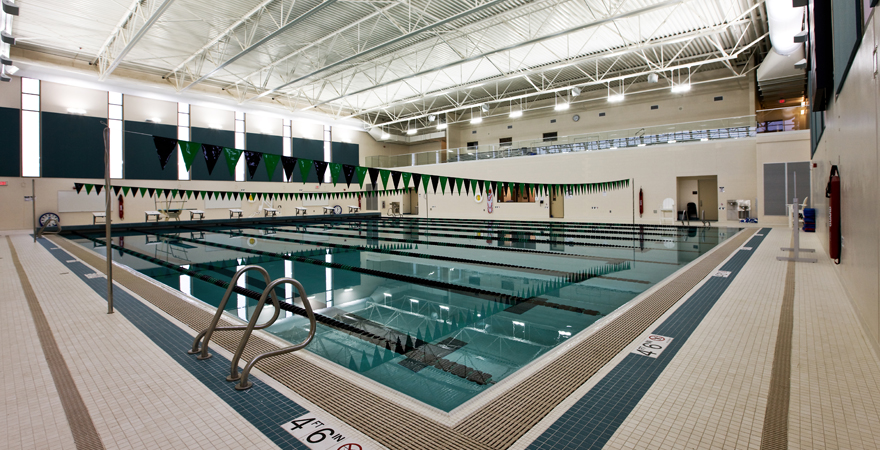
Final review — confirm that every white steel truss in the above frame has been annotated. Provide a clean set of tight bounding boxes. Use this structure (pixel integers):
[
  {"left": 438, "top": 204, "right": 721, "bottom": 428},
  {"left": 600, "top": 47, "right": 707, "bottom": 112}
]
[{"left": 94, "top": 0, "right": 177, "bottom": 81}]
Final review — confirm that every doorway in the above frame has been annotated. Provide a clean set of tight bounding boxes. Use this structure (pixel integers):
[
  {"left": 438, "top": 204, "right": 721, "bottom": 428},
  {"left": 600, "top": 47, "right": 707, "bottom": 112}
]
[
  {"left": 550, "top": 190, "right": 564, "bottom": 218},
  {"left": 676, "top": 176, "right": 718, "bottom": 221},
  {"left": 408, "top": 189, "right": 419, "bottom": 215}
]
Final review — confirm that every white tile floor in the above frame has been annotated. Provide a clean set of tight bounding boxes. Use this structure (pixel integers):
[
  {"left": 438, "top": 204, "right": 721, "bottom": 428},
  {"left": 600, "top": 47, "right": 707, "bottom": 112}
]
[{"left": 3, "top": 227, "right": 880, "bottom": 449}]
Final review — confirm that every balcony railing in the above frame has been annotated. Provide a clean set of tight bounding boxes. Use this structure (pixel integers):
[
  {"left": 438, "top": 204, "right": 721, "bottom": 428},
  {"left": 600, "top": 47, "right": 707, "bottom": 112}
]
[{"left": 366, "top": 115, "right": 763, "bottom": 168}]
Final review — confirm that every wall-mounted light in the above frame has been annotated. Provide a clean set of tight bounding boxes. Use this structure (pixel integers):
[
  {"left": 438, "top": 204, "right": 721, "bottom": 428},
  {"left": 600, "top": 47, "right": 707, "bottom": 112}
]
[
  {"left": 146, "top": 117, "right": 161, "bottom": 123},
  {"left": 2, "top": 0, "right": 20, "bottom": 15},
  {"left": 5, "top": 64, "right": 18, "bottom": 74},
  {"left": 1, "top": 31, "right": 15, "bottom": 45},
  {"left": 607, "top": 94, "right": 625, "bottom": 102},
  {"left": 407, "top": 128, "right": 417, "bottom": 135},
  {"left": 470, "top": 116, "right": 482, "bottom": 124},
  {"left": 381, "top": 131, "right": 390, "bottom": 139},
  {"left": 67, "top": 108, "right": 87, "bottom": 115},
  {"left": 509, "top": 110, "right": 522, "bottom": 118},
  {"left": 437, "top": 122, "right": 447, "bottom": 130},
  {"left": 208, "top": 123, "right": 222, "bottom": 129},
  {"left": 554, "top": 103, "right": 570, "bottom": 111},
  {"left": 671, "top": 84, "right": 691, "bottom": 93}
]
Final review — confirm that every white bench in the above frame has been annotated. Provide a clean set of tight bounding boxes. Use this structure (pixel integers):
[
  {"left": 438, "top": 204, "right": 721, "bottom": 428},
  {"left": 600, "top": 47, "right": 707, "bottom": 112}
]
[
  {"left": 323, "top": 206, "right": 336, "bottom": 215},
  {"left": 145, "top": 211, "right": 161, "bottom": 222},
  {"left": 347, "top": 205, "right": 360, "bottom": 213},
  {"left": 295, "top": 207, "right": 307, "bottom": 216},
  {"left": 92, "top": 212, "right": 106, "bottom": 225},
  {"left": 264, "top": 208, "right": 278, "bottom": 217},
  {"left": 190, "top": 210, "right": 205, "bottom": 221},
  {"left": 229, "top": 209, "right": 243, "bottom": 219}
]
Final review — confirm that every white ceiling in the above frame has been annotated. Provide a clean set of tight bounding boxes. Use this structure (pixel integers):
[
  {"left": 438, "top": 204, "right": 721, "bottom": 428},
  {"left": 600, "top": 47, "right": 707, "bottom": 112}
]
[{"left": 9, "top": 0, "right": 771, "bottom": 131}]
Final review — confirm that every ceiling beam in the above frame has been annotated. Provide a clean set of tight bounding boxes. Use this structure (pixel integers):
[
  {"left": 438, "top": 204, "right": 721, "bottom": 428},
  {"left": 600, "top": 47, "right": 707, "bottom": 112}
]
[
  {"left": 246, "top": 0, "right": 514, "bottom": 102},
  {"left": 179, "top": 0, "right": 339, "bottom": 92},
  {"left": 94, "top": 0, "right": 176, "bottom": 81}
]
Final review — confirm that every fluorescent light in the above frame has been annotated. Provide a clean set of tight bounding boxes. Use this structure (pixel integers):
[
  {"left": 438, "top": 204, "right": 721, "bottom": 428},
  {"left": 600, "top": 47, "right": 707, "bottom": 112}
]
[
  {"left": 554, "top": 103, "right": 569, "bottom": 111},
  {"left": 470, "top": 83, "right": 484, "bottom": 88},
  {"left": 344, "top": 288, "right": 353, "bottom": 292},
  {"left": 671, "top": 84, "right": 691, "bottom": 93},
  {"left": 637, "top": 143, "right": 646, "bottom": 147},
  {"left": 439, "top": 305, "right": 449, "bottom": 310},
  {"left": 470, "top": 117, "right": 483, "bottom": 124},
  {"left": 437, "top": 123, "right": 447, "bottom": 130},
  {"left": 610, "top": 147, "right": 618, "bottom": 150},
  {"left": 700, "top": 138, "right": 709, "bottom": 141},
  {"left": 558, "top": 330, "right": 571, "bottom": 336},
  {"left": 509, "top": 110, "right": 523, "bottom": 118},
  {"left": 67, "top": 108, "right": 86, "bottom": 115},
  {"left": 383, "top": 293, "right": 392, "bottom": 297},
  {"left": 407, "top": 128, "right": 417, "bottom": 135},
  {"left": 668, "top": 140, "right": 677, "bottom": 144},
  {"left": 410, "top": 299, "right": 419, "bottom": 303},
  {"left": 512, "top": 321, "right": 525, "bottom": 326},
  {"left": 381, "top": 132, "right": 390, "bottom": 139},
  {"left": 608, "top": 94, "right": 625, "bottom": 103},
  {"left": 146, "top": 118, "right": 161, "bottom": 123}
]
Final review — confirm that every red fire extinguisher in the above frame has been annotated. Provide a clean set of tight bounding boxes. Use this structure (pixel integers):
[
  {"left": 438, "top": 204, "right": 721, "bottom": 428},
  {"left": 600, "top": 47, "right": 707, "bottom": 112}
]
[
  {"left": 118, "top": 194, "right": 124, "bottom": 219},
  {"left": 638, "top": 188, "right": 644, "bottom": 218},
  {"left": 826, "top": 165, "right": 841, "bottom": 264}
]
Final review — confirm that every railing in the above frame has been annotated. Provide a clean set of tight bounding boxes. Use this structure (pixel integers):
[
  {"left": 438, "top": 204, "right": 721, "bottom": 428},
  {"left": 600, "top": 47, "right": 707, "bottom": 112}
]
[
  {"left": 189, "top": 266, "right": 317, "bottom": 390},
  {"left": 366, "top": 115, "right": 760, "bottom": 168}
]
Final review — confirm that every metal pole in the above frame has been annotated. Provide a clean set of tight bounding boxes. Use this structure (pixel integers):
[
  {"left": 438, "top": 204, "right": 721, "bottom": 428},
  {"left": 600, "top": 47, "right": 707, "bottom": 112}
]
[
  {"left": 32, "top": 179, "right": 36, "bottom": 243},
  {"left": 103, "top": 127, "right": 114, "bottom": 314}
]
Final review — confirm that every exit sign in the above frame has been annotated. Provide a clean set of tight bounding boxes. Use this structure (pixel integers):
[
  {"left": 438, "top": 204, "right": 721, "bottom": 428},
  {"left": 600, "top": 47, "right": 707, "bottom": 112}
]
[{"left": 0, "top": 181, "right": 7, "bottom": 186}]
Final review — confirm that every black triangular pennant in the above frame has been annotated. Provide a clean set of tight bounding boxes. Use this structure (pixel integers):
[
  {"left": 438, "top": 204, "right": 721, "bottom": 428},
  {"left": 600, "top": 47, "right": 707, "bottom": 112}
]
[
  {"left": 153, "top": 136, "right": 178, "bottom": 170},
  {"left": 412, "top": 173, "right": 422, "bottom": 192},
  {"left": 147, "top": 188, "right": 156, "bottom": 198},
  {"left": 244, "top": 151, "right": 261, "bottom": 179},
  {"left": 463, "top": 178, "right": 470, "bottom": 196},
  {"left": 112, "top": 185, "right": 121, "bottom": 196},
  {"left": 313, "top": 161, "right": 328, "bottom": 184},
  {"left": 163, "top": 188, "right": 171, "bottom": 198},
  {"left": 74, "top": 183, "right": 84, "bottom": 194},
  {"left": 430, "top": 175, "right": 440, "bottom": 193},
  {"left": 202, "top": 144, "right": 223, "bottom": 175},
  {"left": 368, "top": 168, "right": 380, "bottom": 188},
  {"left": 95, "top": 185, "right": 103, "bottom": 195},
  {"left": 477, "top": 180, "right": 485, "bottom": 195},
  {"left": 281, "top": 156, "right": 298, "bottom": 182},
  {"left": 391, "top": 171, "right": 402, "bottom": 189},
  {"left": 342, "top": 164, "right": 356, "bottom": 187}
]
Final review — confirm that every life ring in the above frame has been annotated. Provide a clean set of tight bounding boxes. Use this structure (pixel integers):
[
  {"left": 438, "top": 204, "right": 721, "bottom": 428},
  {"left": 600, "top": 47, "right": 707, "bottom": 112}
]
[
  {"left": 118, "top": 194, "right": 124, "bottom": 219},
  {"left": 639, "top": 188, "right": 643, "bottom": 217}
]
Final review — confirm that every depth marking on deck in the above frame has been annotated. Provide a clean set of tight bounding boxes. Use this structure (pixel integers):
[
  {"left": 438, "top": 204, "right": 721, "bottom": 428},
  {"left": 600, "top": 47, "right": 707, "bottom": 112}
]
[{"left": 526, "top": 228, "right": 771, "bottom": 450}]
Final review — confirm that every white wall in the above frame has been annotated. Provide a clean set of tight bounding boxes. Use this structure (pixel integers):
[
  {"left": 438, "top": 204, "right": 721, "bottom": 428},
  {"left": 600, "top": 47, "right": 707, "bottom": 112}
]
[{"left": 810, "top": 12, "right": 880, "bottom": 349}]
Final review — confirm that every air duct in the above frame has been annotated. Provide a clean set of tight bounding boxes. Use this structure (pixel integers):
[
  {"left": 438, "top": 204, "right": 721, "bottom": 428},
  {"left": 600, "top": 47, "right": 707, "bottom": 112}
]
[{"left": 766, "top": 0, "right": 804, "bottom": 56}]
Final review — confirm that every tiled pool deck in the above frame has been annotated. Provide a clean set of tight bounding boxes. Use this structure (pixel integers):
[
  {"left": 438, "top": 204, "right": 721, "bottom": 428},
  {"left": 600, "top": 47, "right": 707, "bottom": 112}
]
[{"left": 3, "top": 226, "right": 880, "bottom": 449}]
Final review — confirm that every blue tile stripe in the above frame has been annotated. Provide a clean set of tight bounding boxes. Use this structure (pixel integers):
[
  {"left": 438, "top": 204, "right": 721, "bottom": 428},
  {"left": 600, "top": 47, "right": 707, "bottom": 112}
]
[
  {"left": 38, "top": 239, "right": 311, "bottom": 450},
  {"left": 526, "top": 228, "right": 771, "bottom": 450}
]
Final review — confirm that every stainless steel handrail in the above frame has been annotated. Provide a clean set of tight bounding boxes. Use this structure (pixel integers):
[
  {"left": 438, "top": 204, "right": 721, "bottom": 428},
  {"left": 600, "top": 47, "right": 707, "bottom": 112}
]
[
  {"left": 188, "top": 265, "right": 277, "bottom": 360},
  {"left": 36, "top": 219, "right": 62, "bottom": 239},
  {"left": 231, "top": 278, "right": 317, "bottom": 390}
]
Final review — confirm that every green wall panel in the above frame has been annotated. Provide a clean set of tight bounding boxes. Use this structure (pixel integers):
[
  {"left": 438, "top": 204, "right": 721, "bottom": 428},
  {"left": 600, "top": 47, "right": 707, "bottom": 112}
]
[
  {"left": 191, "top": 127, "right": 235, "bottom": 181},
  {"left": 0, "top": 107, "right": 20, "bottom": 177},
  {"left": 124, "top": 121, "right": 177, "bottom": 180},
  {"left": 246, "top": 133, "right": 283, "bottom": 182},
  {"left": 331, "top": 141, "right": 358, "bottom": 167},
  {"left": 41, "top": 112, "right": 105, "bottom": 178},
  {"left": 291, "top": 137, "right": 324, "bottom": 183}
]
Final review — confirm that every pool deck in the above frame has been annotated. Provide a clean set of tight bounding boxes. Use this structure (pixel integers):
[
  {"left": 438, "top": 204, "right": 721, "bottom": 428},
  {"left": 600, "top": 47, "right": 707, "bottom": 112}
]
[{"left": 3, "top": 226, "right": 880, "bottom": 449}]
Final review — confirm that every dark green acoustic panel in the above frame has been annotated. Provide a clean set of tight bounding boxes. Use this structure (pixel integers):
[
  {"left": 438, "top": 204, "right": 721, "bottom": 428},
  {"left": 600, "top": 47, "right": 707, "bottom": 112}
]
[
  {"left": 0, "top": 107, "right": 20, "bottom": 177},
  {"left": 191, "top": 127, "right": 235, "bottom": 181},
  {"left": 291, "top": 137, "right": 324, "bottom": 183},
  {"left": 331, "top": 141, "right": 358, "bottom": 167},
  {"left": 246, "top": 133, "right": 283, "bottom": 182},
  {"left": 41, "top": 112, "right": 106, "bottom": 179},
  {"left": 124, "top": 121, "right": 178, "bottom": 180}
]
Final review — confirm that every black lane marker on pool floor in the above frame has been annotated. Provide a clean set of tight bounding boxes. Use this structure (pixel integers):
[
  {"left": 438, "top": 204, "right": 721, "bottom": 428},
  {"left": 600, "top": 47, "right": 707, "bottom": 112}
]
[
  {"left": 526, "top": 228, "right": 770, "bottom": 450},
  {"left": 73, "top": 232, "right": 496, "bottom": 385},
  {"left": 35, "top": 238, "right": 313, "bottom": 450}
]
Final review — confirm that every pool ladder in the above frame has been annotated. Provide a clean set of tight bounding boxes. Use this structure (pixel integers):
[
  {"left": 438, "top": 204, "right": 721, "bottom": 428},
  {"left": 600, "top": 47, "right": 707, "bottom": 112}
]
[{"left": 188, "top": 265, "right": 317, "bottom": 390}]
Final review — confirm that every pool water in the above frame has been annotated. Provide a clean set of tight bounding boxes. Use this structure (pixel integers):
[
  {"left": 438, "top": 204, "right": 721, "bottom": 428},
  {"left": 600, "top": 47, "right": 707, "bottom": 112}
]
[{"left": 71, "top": 218, "right": 739, "bottom": 412}]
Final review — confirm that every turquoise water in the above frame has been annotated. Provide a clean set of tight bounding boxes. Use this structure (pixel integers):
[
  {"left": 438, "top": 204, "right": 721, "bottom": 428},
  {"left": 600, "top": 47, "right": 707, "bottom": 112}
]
[{"left": 72, "top": 218, "right": 738, "bottom": 411}]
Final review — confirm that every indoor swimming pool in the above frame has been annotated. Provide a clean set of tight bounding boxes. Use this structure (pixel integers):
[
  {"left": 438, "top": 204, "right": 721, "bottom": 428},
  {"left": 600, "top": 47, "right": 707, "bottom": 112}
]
[{"left": 68, "top": 218, "right": 740, "bottom": 412}]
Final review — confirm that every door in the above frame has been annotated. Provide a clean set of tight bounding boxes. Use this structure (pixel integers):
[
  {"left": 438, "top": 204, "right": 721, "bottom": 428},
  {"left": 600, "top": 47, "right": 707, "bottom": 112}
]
[
  {"left": 409, "top": 188, "right": 419, "bottom": 215},
  {"left": 550, "top": 190, "right": 564, "bottom": 218},
  {"left": 697, "top": 178, "right": 718, "bottom": 221}
]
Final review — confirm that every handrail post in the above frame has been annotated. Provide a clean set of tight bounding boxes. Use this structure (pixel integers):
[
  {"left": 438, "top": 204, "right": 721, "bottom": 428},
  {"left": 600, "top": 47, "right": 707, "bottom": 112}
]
[
  {"left": 188, "top": 265, "right": 274, "bottom": 360},
  {"left": 234, "top": 278, "right": 317, "bottom": 390}
]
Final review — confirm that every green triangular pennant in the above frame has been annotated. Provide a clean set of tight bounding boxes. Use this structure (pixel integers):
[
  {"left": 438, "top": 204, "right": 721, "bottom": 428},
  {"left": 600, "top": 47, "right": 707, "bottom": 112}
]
[
  {"left": 139, "top": 187, "right": 147, "bottom": 197},
  {"left": 84, "top": 184, "right": 93, "bottom": 194},
  {"left": 379, "top": 169, "right": 391, "bottom": 190},
  {"left": 298, "top": 159, "right": 313, "bottom": 184},
  {"left": 223, "top": 147, "right": 242, "bottom": 178},
  {"left": 421, "top": 174, "right": 430, "bottom": 193},
  {"left": 356, "top": 166, "right": 368, "bottom": 188},
  {"left": 329, "top": 163, "right": 342, "bottom": 186},
  {"left": 122, "top": 186, "right": 130, "bottom": 197},
  {"left": 263, "top": 154, "right": 281, "bottom": 179},
  {"left": 439, "top": 176, "right": 448, "bottom": 194},
  {"left": 401, "top": 172, "right": 412, "bottom": 189},
  {"left": 455, "top": 178, "right": 463, "bottom": 195},
  {"left": 178, "top": 141, "right": 201, "bottom": 172}
]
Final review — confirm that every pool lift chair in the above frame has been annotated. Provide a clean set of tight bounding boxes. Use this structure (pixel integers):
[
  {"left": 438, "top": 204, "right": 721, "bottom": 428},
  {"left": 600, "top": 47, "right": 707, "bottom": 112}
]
[{"left": 188, "top": 266, "right": 317, "bottom": 390}]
